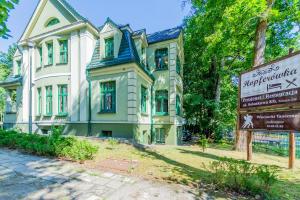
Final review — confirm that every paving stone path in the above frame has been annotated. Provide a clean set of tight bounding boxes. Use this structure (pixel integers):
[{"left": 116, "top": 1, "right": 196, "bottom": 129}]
[{"left": 0, "top": 149, "right": 198, "bottom": 200}]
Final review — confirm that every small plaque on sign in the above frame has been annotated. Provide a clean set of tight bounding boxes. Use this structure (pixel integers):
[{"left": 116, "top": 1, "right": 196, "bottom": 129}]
[
  {"left": 239, "top": 110, "right": 300, "bottom": 131},
  {"left": 240, "top": 53, "right": 300, "bottom": 109}
]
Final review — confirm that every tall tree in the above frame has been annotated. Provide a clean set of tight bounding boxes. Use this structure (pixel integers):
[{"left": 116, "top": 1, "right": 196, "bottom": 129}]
[
  {"left": 0, "top": 44, "right": 16, "bottom": 114},
  {"left": 0, "top": 0, "right": 19, "bottom": 39},
  {"left": 183, "top": 0, "right": 300, "bottom": 140}
]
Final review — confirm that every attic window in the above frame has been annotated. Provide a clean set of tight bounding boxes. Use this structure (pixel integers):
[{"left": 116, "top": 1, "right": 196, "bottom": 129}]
[{"left": 46, "top": 18, "right": 60, "bottom": 27}]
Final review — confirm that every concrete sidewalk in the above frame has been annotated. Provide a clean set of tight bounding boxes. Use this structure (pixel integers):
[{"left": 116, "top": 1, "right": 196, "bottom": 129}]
[{"left": 0, "top": 149, "right": 198, "bottom": 200}]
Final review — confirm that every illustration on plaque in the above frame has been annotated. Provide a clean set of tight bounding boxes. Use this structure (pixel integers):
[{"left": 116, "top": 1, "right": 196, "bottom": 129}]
[{"left": 241, "top": 114, "right": 254, "bottom": 129}]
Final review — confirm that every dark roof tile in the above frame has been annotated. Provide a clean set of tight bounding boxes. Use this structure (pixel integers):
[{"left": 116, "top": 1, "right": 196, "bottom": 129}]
[{"left": 147, "top": 27, "right": 182, "bottom": 44}]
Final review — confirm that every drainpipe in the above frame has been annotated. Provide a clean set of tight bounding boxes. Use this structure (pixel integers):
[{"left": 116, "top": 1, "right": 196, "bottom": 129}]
[
  {"left": 150, "top": 83, "right": 154, "bottom": 144},
  {"left": 87, "top": 70, "right": 92, "bottom": 136},
  {"left": 28, "top": 41, "right": 34, "bottom": 134}
]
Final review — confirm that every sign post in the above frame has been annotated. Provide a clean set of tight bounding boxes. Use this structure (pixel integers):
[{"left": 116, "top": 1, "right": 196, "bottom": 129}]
[
  {"left": 289, "top": 132, "right": 295, "bottom": 169},
  {"left": 247, "top": 131, "right": 253, "bottom": 161},
  {"left": 238, "top": 51, "right": 300, "bottom": 168}
]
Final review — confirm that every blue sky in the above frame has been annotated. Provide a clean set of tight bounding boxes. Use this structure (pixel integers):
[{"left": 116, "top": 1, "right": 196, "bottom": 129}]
[{"left": 0, "top": 0, "right": 190, "bottom": 52}]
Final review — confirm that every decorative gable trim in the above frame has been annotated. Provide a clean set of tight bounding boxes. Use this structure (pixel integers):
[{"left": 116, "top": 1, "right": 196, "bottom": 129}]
[
  {"left": 99, "top": 17, "right": 120, "bottom": 33},
  {"left": 19, "top": 0, "right": 86, "bottom": 42}
]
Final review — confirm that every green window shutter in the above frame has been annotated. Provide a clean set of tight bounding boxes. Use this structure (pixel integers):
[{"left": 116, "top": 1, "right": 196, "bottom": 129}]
[
  {"left": 141, "top": 86, "right": 147, "bottom": 113},
  {"left": 45, "top": 86, "right": 52, "bottom": 116},
  {"left": 37, "top": 88, "right": 41, "bottom": 115},
  {"left": 39, "top": 47, "right": 43, "bottom": 66},
  {"left": 105, "top": 37, "right": 114, "bottom": 58},
  {"left": 100, "top": 81, "right": 116, "bottom": 113},
  {"left": 176, "top": 95, "right": 181, "bottom": 115},
  {"left": 155, "top": 48, "right": 168, "bottom": 70},
  {"left": 155, "top": 90, "right": 168, "bottom": 115},
  {"left": 47, "top": 43, "right": 53, "bottom": 65},
  {"left": 176, "top": 56, "right": 181, "bottom": 75},
  {"left": 59, "top": 40, "right": 68, "bottom": 64},
  {"left": 58, "top": 85, "right": 68, "bottom": 115}
]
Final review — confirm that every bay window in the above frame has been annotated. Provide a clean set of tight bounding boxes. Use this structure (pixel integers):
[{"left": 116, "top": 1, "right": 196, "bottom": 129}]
[
  {"left": 141, "top": 85, "right": 147, "bottom": 113},
  {"left": 59, "top": 40, "right": 68, "bottom": 64},
  {"left": 58, "top": 85, "right": 68, "bottom": 115},
  {"left": 47, "top": 42, "right": 53, "bottom": 65},
  {"left": 45, "top": 86, "right": 52, "bottom": 116},
  {"left": 155, "top": 90, "right": 168, "bottom": 115},
  {"left": 37, "top": 88, "right": 41, "bottom": 116},
  {"left": 155, "top": 48, "right": 168, "bottom": 70},
  {"left": 176, "top": 95, "right": 181, "bottom": 115},
  {"left": 100, "top": 81, "right": 116, "bottom": 113}
]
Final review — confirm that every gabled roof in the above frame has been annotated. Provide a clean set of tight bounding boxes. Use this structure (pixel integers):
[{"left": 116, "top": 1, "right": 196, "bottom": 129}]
[
  {"left": 98, "top": 17, "right": 126, "bottom": 32},
  {"left": 19, "top": 0, "right": 88, "bottom": 42},
  {"left": 57, "top": 0, "right": 86, "bottom": 21},
  {"left": 87, "top": 29, "right": 154, "bottom": 80},
  {"left": 147, "top": 26, "right": 182, "bottom": 44},
  {"left": 132, "top": 29, "right": 146, "bottom": 38}
]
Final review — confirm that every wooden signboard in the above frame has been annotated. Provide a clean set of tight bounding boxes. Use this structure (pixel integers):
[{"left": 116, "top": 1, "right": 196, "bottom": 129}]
[
  {"left": 239, "top": 110, "right": 300, "bottom": 131},
  {"left": 240, "top": 52, "right": 300, "bottom": 110},
  {"left": 238, "top": 51, "right": 300, "bottom": 169}
]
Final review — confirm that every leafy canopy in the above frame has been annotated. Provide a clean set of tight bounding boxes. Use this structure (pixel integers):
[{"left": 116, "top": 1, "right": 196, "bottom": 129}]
[
  {"left": 183, "top": 0, "right": 300, "bottom": 139},
  {"left": 0, "top": 0, "right": 19, "bottom": 39}
]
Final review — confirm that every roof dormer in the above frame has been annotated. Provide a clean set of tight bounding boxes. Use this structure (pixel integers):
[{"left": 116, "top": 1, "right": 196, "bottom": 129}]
[{"left": 99, "top": 18, "right": 123, "bottom": 60}]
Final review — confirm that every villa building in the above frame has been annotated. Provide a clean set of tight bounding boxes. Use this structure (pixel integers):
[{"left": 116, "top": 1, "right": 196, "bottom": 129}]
[{"left": 0, "top": 0, "right": 184, "bottom": 145}]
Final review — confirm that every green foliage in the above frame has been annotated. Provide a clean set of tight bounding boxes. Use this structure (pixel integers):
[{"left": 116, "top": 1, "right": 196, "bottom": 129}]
[
  {"left": 198, "top": 135, "right": 209, "bottom": 152},
  {"left": 0, "top": 0, "right": 19, "bottom": 39},
  {"left": 207, "top": 158, "right": 279, "bottom": 198},
  {"left": 0, "top": 127, "right": 98, "bottom": 161},
  {"left": 107, "top": 138, "right": 119, "bottom": 149},
  {"left": 183, "top": 0, "right": 300, "bottom": 140},
  {"left": 60, "top": 139, "right": 98, "bottom": 161},
  {"left": 0, "top": 44, "right": 16, "bottom": 114}
]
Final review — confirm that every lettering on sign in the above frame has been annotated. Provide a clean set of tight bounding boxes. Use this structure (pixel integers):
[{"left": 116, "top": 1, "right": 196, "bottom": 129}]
[
  {"left": 239, "top": 110, "right": 300, "bottom": 131},
  {"left": 240, "top": 53, "right": 300, "bottom": 109}
]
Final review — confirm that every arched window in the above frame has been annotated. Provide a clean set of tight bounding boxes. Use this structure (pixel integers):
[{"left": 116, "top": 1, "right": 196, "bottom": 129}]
[{"left": 45, "top": 18, "right": 60, "bottom": 27}]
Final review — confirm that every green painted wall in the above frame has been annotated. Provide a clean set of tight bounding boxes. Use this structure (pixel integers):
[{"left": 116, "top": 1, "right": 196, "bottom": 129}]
[{"left": 90, "top": 71, "right": 128, "bottom": 121}]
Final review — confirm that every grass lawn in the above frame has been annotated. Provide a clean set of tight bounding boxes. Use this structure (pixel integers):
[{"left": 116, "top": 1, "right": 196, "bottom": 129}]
[{"left": 84, "top": 140, "right": 300, "bottom": 199}]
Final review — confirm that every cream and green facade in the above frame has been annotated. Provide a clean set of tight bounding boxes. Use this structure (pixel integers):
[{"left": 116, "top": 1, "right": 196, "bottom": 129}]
[{"left": 0, "top": 0, "right": 184, "bottom": 145}]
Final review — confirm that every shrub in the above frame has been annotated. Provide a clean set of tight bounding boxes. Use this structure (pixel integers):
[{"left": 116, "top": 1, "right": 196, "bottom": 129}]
[
  {"left": 0, "top": 127, "right": 98, "bottom": 161},
  {"left": 207, "top": 158, "right": 279, "bottom": 198},
  {"left": 198, "top": 135, "right": 209, "bottom": 152},
  {"left": 61, "top": 138, "right": 98, "bottom": 161}
]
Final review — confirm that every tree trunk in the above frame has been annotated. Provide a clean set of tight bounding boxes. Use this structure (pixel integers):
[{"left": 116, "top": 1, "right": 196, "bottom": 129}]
[
  {"left": 235, "top": 0, "right": 275, "bottom": 151},
  {"left": 215, "top": 59, "right": 224, "bottom": 105},
  {"left": 253, "top": 20, "right": 267, "bottom": 67},
  {"left": 253, "top": 0, "right": 275, "bottom": 67}
]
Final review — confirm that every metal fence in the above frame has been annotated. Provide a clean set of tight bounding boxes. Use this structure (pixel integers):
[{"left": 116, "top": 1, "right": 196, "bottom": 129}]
[{"left": 252, "top": 132, "right": 300, "bottom": 158}]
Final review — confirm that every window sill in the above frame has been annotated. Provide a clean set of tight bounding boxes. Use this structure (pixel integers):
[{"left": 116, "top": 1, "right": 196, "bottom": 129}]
[
  {"left": 154, "top": 113, "right": 169, "bottom": 116},
  {"left": 56, "top": 113, "right": 68, "bottom": 117},
  {"left": 155, "top": 68, "right": 168, "bottom": 72},
  {"left": 6, "top": 112, "right": 17, "bottom": 114},
  {"left": 141, "top": 113, "right": 149, "bottom": 116},
  {"left": 98, "top": 111, "right": 116, "bottom": 114},
  {"left": 36, "top": 66, "right": 42, "bottom": 71},
  {"left": 44, "top": 64, "right": 53, "bottom": 67},
  {"left": 43, "top": 114, "right": 52, "bottom": 117},
  {"left": 56, "top": 62, "right": 68, "bottom": 66}
]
